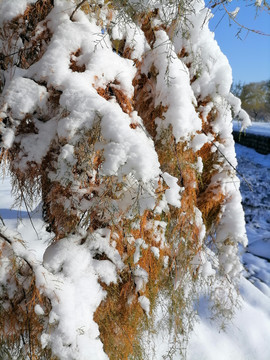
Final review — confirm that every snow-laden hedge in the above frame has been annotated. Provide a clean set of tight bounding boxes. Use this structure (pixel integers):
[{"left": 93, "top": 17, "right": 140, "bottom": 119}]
[{"left": 0, "top": 0, "right": 250, "bottom": 359}]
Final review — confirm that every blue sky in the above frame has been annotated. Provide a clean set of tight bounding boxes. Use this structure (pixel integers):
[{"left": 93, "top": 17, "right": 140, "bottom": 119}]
[{"left": 208, "top": 1, "right": 270, "bottom": 84}]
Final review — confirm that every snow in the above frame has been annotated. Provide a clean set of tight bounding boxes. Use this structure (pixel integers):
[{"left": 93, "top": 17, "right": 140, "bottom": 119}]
[
  {"left": 235, "top": 144, "right": 270, "bottom": 300},
  {"left": 151, "top": 246, "right": 160, "bottom": 259},
  {"left": 134, "top": 238, "right": 148, "bottom": 264},
  {"left": 189, "top": 278, "right": 270, "bottom": 360},
  {"left": 1, "top": 143, "right": 270, "bottom": 359},
  {"left": 0, "top": 176, "right": 52, "bottom": 261},
  {"left": 2, "top": 77, "right": 48, "bottom": 121},
  {"left": 134, "top": 266, "right": 149, "bottom": 292},
  {"left": 162, "top": 172, "right": 182, "bottom": 208},
  {"left": 152, "top": 30, "right": 201, "bottom": 141},
  {"left": 191, "top": 133, "right": 208, "bottom": 152},
  {"left": 0, "top": 0, "right": 37, "bottom": 25},
  {"left": 0, "top": 0, "right": 267, "bottom": 358},
  {"left": 138, "top": 295, "right": 150, "bottom": 316},
  {"left": 188, "top": 143, "right": 270, "bottom": 360},
  {"left": 40, "top": 235, "right": 109, "bottom": 360},
  {"left": 0, "top": 179, "right": 109, "bottom": 359},
  {"left": 34, "top": 304, "right": 45, "bottom": 316},
  {"left": 195, "top": 156, "right": 203, "bottom": 173},
  {"left": 229, "top": 7, "right": 240, "bottom": 19},
  {"left": 233, "top": 120, "right": 270, "bottom": 137}
]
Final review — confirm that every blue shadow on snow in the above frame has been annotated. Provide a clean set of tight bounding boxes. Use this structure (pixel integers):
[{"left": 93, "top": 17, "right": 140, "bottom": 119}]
[{"left": 0, "top": 208, "right": 29, "bottom": 219}]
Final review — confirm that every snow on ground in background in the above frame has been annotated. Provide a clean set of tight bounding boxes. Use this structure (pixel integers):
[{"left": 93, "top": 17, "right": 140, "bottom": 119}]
[
  {"left": 0, "top": 175, "right": 52, "bottom": 261},
  {"left": 233, "top": 120, "right": 270, "bottom": 137},
  {"left": 235, "top": 144, "right": 270, "bottom": 299},
  {"left": 188, "top": 143, "right": 270, "bottom": 360}
]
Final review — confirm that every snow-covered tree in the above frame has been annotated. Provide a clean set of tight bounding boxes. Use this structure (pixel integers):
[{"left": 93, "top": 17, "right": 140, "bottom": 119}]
[{"left": 0, "top": 0, "right": 259, "bottom": 359}]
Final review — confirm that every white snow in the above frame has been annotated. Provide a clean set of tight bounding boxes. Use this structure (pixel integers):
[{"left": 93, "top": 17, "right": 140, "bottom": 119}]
[
  {"left": 229, "top": 7, "right": 240, "bottom": 19},
  {"left": 2, "top": 77, "right": 48, "bottom": 120},
  {"left": 34, "top": 304, "right": 45, "bottom": 316},
  {"left": 0, "top": 0, "right": 267, "bottom": 358},
  {"left": 191, "top": 133, "right": 208, "bottom": 152},
  {"left": 152, "top": 30, "right": 201, "bottom": 141},
  {"left": 138, "top": 295, "right": 150, "bottom": 316},
  {"left": 0, "top": 0, "right": 37, "bottom": 25},
  {"left": 188, "top": 278, "right": 270, "bottom": 360},
  {"left": 162, "top": 172, "right": 182, "bottom": 208},
  {"left": 233, "top": 120, "right": 270, "bottom": 137},
  {"left": 2, "top": 141, "right": 270, "bottom": 359}
]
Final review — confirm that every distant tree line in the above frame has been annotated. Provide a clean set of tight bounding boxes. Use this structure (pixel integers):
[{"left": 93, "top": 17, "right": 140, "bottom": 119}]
[{"left": 232, "top": 80, "right": 270, "bottom": 122}]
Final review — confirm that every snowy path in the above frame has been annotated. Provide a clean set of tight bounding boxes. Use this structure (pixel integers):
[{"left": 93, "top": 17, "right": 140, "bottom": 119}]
[{"left": 1, "top": 144, "right": 270, "bottom": 359}]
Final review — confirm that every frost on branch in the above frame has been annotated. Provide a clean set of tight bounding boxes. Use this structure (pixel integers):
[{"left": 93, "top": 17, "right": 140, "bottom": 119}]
[{"left": 0, "top": 0, "right": 248, "bottom": 358}]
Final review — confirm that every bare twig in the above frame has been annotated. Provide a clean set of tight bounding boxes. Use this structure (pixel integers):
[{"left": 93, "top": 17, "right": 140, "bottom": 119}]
[
  {"left": 0, "top": 215, "right": 5, "bottom": 226},
  {"left": 0, "top": 229, "right": 33, "bottom": 270},
  {"left": 201, "top": 129, "right": 253, "bottom": 191},
  {"left": 222, "top": 3, "right": 270, "bottom": 36},
  {"left": 17, "top": 183, "right": 40, "bottom": 239},
  {"left": 0, "top": 229, "right": 12, "bottom": 245},
  {"left": 70, "top": 0, "right": 88, "bottom": 21}
]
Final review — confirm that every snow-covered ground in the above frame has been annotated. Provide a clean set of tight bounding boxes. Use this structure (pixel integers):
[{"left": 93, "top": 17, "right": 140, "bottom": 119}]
[
  {"left": 236, "top": 144, "right": 270, "bottom": 297},
  {"left": 233, "top": 120, "right": 270, "bottom": 137},
  {"left": 0, "top": 175, "right": 53, "bottom": 261},
  {"left": 188, "top": 143, "right": 270, "bottom": 360},
  {"left": 1, "top": 143, "right": 270, "bottom": 359}
]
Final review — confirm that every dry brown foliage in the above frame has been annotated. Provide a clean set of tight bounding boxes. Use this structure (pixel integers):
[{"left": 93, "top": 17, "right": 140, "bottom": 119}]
[
  {"left": 0, "top": 0, "right": 53, "bottom": 71},
  {"left": 94, "top": 79, "right": 134, "bottom": 115},
  {"left": 0, "top": 238, "right": 53, "bottom": 360},
  {"left": 0, "top": 2, "right": 235, "bottom": 358},
  {"left": 69, "top": 48, "right": 86, "bottom": 73}
]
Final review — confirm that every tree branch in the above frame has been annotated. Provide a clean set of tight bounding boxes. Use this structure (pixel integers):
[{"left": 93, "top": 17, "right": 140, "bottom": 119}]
[
  {"left": 70, "top": 0, "right": 88, "bottom": 21},
  {"left": 222, "top": 3, "right": 270, "bottom": 36},
  {"left": 0, "top": 229, "right": 34, "bottom": 271},
  {"left": 201, "top": 129, "right": 253, "bottom": 191}
]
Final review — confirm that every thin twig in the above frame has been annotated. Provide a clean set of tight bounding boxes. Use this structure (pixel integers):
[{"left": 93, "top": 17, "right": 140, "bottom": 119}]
[
  {"left": 18, "top": 184, "right": 40, "bottom": 239},
  {"left": 0, "top": 230, "right": 12, "bottom": 245},
  {"left": 222, "top": 3, "right": 270, "bottom": 36},
  {"left": 0, "top": 230, "right": 34, "bottom": 270},
  {"left": 70, "top": 0, "right": 88, "bottom": 21},
  {"left": 0, "top": 215, "right": 5, "bottom": 226},
  {"left": 201, "top": 129, "right": 253, "bottom": 191}
]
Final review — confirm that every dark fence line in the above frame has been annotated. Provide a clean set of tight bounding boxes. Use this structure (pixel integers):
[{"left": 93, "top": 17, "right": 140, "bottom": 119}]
[{"left": 233, "top": 131, "right": 270, "bottom": 155}]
